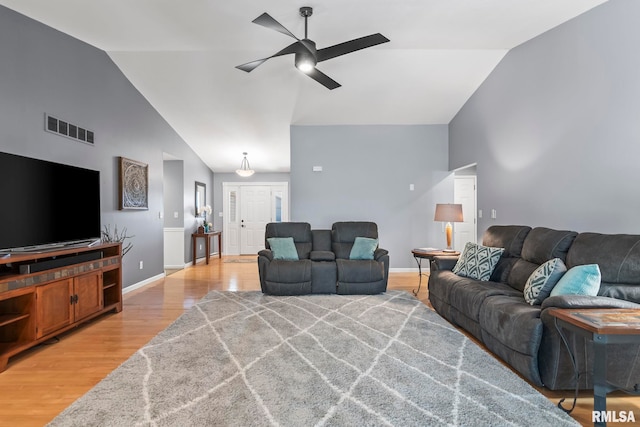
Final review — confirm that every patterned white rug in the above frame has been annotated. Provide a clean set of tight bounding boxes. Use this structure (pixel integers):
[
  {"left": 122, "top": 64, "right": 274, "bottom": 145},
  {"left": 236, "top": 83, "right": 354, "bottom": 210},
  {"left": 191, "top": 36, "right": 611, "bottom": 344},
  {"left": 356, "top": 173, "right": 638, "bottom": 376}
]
[{"left": 48, "top": 291, "right": 578, "bottom": 426}]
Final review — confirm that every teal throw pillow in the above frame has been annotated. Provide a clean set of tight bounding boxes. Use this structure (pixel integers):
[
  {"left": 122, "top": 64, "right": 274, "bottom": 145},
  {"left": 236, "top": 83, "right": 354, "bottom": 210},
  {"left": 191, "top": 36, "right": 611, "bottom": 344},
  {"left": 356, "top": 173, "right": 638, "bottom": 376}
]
[
  {"left": 523, "top": 258, "right": 567, "bottom": 305},
  {"left": 452, "top": 242, "right": 504, "bottom": 281},
  {"left": 267, "top": 237, "right": 299, "bottom": 260},
  {"left": 349, "top": 237, "right": 378, "bottom": 260},
  {"left": 549, "top": 264, "right": 601, "bottom": 297}
]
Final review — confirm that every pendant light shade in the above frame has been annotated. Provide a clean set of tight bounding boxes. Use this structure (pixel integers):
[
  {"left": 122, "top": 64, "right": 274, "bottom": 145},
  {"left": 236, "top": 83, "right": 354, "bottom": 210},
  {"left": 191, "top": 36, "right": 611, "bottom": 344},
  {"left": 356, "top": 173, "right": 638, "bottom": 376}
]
[{"left": 235, "top": 152, "right": 255, "bottom": 177}]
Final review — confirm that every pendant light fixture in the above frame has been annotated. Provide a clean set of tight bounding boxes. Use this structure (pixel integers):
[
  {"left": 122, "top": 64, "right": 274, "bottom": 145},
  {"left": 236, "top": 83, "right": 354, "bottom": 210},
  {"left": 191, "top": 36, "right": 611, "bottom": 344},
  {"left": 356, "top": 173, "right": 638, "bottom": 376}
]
[{"left": 235, "top": 152, "right": 255, "bottom": 177}]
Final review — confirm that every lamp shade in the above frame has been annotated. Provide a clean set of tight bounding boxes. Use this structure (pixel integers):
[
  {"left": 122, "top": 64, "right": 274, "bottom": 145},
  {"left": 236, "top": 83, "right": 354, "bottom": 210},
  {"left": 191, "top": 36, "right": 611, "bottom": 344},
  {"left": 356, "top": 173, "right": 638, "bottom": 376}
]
[{"left": 434, "top": 204, "right": 464, "bottom": 223}]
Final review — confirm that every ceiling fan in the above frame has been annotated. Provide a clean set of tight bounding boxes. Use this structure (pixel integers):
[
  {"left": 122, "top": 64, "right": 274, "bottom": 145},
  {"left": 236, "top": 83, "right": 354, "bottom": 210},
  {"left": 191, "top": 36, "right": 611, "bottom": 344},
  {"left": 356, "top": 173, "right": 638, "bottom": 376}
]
[{"left": 236, "top": 7, "right": 390, "bottom": 90}]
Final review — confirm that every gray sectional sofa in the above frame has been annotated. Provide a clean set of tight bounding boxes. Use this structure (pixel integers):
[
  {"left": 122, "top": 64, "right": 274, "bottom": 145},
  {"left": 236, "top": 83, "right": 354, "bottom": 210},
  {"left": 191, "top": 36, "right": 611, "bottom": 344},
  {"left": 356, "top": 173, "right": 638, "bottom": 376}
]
[
  {"left": 258, "top": 221, "right": 389, "bottom": 295},
  {"left": 428, "top": 225, "right": 640, "bottom": 390}
]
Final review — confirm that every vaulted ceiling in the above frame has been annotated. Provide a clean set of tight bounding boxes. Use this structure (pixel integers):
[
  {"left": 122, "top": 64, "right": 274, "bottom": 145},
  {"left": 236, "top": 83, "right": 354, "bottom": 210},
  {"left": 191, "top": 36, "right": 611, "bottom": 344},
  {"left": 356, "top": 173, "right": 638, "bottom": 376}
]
[{"left": 0, "top": 1, "right": 607, "bottom": 172}]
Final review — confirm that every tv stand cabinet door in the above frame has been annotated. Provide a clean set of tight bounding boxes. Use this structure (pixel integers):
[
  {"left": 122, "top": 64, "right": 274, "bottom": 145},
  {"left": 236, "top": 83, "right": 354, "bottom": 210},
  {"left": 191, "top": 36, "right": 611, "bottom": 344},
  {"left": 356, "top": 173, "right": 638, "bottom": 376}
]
[
  {"left": 74, "top": 272, "right": 103, "bottom": 322},
  {"left": 36, "top": 279, "right": 73, "bottom": 339}
]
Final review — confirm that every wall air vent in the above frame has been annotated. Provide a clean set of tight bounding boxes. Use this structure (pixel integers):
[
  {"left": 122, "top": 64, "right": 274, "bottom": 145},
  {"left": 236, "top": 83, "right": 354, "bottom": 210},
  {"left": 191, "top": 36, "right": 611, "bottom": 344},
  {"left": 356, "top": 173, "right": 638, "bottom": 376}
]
[{"left": 45, "top": 114, "right": 95, "bottom": 145}]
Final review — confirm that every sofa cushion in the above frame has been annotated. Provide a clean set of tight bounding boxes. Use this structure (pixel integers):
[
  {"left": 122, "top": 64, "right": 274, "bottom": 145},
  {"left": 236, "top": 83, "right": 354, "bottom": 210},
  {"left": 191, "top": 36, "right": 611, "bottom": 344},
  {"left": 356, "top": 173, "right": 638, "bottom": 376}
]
[
  {"left": 267, "top": 237, "right": 299, "bottom": 260},
  {"left": 523, "top": 258, "right": 567, "bottom": 305},
  {"left": 265, "top": 222, "right": 313, "bottom": 259},
  {"left": 311, "top": 229, "right": 332, "bottom": 251},
  {"left": 336, "top": 259, "right": 385, "bottom": 294},
  {"left": 482, "top": 226, "right": 532, "bottom": 283},
  {"left": 506, "top": 227, "right": 577, "bottom": 291},
  {"left": 521, "top": 227, "right": 577, "bottom": 265},
  {"left": 479, "top": 295, "right": 544, "bottom": 386},
  {"left": 332, "top": 222, "right": 378, "bottom": 259},
  {"left": 264, "top": 259, "right": 312, "bottom": 295},
  {"left": 550, "top": 264, "right": 601, "bottom": 297},
  {"left": 349, "top": 237, "right": 378, "bottom": 260},
  {"left": 452, "top": 242, "right": 504, "bottom": 281},
  {"left": 482, "top": 226, "right": 532, "bottom": 257},
  {"left": 310, "top": 251, "right": 335, "bottom": 262},
  {"left": 566, "top": 232, "right": 640, "bottom": 303},
  {"left": 336, "top": 259, "right": 384, "bottom": 283},
  {"left": 447, "top": 277, "right": 522, "bottom": 324}
]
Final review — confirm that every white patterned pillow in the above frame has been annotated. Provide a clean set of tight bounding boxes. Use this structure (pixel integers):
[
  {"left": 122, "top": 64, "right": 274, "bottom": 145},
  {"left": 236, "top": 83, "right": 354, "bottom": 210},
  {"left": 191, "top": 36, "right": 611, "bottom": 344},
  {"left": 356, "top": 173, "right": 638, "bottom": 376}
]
[
  {"left": 523, "top": 258, "right": 567, "bottom": 305},
  {"left": 452, "top": 242, "right": 505, "bottom": 281}
]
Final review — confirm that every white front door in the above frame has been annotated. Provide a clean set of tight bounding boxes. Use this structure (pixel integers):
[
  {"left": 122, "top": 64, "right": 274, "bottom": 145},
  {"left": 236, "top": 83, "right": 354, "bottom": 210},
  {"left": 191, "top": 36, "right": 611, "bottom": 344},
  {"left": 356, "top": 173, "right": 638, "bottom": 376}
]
[
  {"left": 240, "top": 186, "right": 271, "bottom": 254},
  {"left": 223, "top": 182, "right": 289, "bottom": 255},
  {"left": 454, "top": 176, "right": 477, "bottom": 251}
]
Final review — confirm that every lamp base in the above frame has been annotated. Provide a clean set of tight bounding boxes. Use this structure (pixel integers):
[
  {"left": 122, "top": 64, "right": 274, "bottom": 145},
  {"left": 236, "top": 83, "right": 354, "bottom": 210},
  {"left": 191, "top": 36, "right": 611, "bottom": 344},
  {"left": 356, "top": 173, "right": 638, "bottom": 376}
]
[{"left": 443, "top": 248, "right": 457, "bottom": 253}]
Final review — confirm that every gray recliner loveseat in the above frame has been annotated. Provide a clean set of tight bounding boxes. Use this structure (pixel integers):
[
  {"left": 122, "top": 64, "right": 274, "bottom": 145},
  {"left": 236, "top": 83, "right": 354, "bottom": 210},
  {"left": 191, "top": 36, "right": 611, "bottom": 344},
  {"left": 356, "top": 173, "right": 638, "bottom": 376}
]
[{"left": 258, "top": 221, "right": 389, "bottom": 295}]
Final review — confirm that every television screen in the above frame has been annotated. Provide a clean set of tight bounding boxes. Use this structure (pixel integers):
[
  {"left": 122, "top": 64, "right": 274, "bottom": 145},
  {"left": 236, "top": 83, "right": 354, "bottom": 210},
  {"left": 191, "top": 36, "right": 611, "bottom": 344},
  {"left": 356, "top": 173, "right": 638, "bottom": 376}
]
[{"left": 0, "top": 151, "right": 101, "bottom": 251}]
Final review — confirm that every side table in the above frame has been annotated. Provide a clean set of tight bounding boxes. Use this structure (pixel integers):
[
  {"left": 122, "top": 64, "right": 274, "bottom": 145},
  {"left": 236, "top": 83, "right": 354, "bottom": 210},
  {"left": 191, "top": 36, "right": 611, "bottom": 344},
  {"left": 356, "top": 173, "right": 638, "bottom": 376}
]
[
  {"left": 192, "top": 231, "right": 222, "bottom": 265},
  {"left": 411, "top": 248, "right": 459, "bottom": 296},
  {"left": 548, "top": 308, "right": 640, "bottom": 426}
]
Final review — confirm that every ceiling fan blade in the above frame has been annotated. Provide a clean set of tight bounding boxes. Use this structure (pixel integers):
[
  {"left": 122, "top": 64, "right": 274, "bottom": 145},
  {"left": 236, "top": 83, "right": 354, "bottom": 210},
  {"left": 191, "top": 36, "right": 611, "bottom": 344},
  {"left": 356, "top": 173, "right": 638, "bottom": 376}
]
[
  {"left": 306, "top": 68, "right": 341, "bottom": 90},
  {"left": 252, "top": 12, "right": 299, "bottom": 40},
  {"left": 236, "top": 42, "right": 302, "bottom": 73},
  {"left": 236, "top": 58, "right": 268, "bottom": 73},
  {"left": 316, "top": 33, "right": 390, "bottom": 62}
]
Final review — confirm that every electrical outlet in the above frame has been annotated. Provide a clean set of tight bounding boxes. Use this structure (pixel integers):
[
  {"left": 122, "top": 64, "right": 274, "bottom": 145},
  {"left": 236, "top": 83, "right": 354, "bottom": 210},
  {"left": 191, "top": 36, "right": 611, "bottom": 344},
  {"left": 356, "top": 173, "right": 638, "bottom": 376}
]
[
  {"left": 139, "top": 261, "right": 143, "bottom": 270},
  {"left": 491, "top": 209, "right": 497, "bottom": 219},
  {"left": 478, "top": 209, "right": 483, "bottom": 218}
]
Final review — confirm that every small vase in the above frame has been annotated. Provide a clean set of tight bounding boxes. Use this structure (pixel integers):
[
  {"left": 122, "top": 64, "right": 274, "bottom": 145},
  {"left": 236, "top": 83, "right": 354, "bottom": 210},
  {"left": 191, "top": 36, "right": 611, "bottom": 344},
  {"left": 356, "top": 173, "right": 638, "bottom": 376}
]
[{"left": 204, "top": 224, "right": 209, "bottom": 233}]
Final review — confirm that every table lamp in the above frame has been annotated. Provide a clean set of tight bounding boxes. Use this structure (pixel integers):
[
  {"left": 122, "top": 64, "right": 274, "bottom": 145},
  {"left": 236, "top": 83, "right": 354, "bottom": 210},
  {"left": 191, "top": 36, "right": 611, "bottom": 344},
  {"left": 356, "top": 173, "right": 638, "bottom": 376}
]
[{"left": 434, "top": 203, "right": 464, "bottom": 251}]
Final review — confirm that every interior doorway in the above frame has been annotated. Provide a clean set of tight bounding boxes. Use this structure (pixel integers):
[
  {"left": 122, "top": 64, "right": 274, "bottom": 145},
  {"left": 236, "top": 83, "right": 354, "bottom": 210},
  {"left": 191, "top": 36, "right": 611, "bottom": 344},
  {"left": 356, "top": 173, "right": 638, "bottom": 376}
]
[
  {"left": 222, "top": 182, "right": 289, "bottom": 255},
  {"left": 454, "top": 165, "right": 477, "bottom": 250},
  {"left": 162, "top": 154, "right": 186, "bottom": 270}
]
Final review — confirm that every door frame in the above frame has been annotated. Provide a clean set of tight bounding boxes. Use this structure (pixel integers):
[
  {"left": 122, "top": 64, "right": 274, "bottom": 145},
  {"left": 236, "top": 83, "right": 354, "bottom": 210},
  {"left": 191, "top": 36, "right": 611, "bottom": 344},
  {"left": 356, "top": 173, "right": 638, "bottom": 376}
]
[
  {"left": 453, "top": 164, "right": 478, "bottom": 249},
  {"left": 222, "top": 182, "right": 289, "bottom": 255}
]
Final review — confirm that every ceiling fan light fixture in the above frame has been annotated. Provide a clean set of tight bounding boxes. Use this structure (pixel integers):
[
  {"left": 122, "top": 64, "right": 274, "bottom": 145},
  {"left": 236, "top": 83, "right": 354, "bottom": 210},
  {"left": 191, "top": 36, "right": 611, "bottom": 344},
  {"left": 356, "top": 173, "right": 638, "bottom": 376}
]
[
  {"left": 295, "top": 50, "right": 317, "bottom": 73},
  {"left": 235, "top": 152, "right": 255, "bottom": 177}
]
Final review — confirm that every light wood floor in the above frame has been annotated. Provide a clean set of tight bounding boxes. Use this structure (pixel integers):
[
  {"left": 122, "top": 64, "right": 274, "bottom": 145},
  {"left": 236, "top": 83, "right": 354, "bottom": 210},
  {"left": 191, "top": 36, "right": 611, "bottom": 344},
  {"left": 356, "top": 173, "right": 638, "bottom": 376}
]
[{"left": 0, "top": 257, "right": 637, "bottom": 426}]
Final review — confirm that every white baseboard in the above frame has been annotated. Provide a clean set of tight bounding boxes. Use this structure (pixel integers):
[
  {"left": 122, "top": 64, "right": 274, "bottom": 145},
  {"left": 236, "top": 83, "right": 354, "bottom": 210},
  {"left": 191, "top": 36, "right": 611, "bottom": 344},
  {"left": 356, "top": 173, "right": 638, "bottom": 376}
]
[
  {"left": 389, "top": 268, "right": 422, "bottom": 273},
  {"left": 164, "top": 264, "right": 185, "bottom": 270},
  {"left": 122, "top": 273, "right": 166, "bottom": 295}
]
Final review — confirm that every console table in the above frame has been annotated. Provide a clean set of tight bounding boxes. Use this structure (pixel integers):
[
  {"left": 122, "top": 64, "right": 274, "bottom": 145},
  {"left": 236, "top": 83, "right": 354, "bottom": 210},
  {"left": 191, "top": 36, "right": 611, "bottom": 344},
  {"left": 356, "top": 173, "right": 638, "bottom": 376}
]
[
  {"left": 411, "top": 248, "right": 459, "bottom": 296},
  {"left": 548, "top": 308, "right": 640, "bottom": 426},
  {"left": 192, "top": 231, "right": 222, "bottom": 265}
]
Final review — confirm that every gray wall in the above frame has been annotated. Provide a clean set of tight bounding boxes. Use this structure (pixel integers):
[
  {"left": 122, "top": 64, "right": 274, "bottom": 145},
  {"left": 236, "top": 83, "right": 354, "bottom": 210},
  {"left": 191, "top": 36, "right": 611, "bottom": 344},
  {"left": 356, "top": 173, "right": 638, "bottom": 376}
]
[
  {"left": 449, "top": 0, "right": 640, "bottom": 236},
  {"left": 163, "top": 160, "right": 184, "bottom": 228},
  {"left": 290, "top": 125, "right": 451, "bottom": 268},
  {"left": 0, "top": 6, "right": 213, "bottom": 287}
]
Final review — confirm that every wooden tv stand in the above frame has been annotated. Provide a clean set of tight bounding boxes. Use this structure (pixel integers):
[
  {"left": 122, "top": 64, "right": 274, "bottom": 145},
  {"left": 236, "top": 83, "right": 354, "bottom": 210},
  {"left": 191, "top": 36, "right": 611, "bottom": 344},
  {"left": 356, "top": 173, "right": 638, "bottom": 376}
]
[{"left": 0, "top": 242, "right": 122, "bottom": 372}]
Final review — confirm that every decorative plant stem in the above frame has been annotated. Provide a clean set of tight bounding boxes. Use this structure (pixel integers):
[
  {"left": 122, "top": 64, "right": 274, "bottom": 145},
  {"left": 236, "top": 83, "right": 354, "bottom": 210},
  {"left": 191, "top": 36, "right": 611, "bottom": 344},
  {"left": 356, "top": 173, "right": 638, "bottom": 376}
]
[{"left": 101, "top": 224, "right": 134, "bottom": 257}]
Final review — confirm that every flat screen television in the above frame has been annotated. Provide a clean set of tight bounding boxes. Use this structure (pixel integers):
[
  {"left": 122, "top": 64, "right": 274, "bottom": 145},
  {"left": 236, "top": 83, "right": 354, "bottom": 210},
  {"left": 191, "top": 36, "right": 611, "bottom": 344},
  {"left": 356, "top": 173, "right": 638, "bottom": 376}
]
[{"left": 0, "top": 151, "right": 101, "bottom": 252}]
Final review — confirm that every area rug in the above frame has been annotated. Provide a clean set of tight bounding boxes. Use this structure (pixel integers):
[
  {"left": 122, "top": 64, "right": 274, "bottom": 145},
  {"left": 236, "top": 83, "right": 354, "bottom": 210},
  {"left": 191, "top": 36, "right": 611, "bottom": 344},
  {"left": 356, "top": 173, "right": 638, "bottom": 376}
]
[
  {"left": 223, "top": 258, "right": 256, "bottom": 263},
  {"left": 48, "top": 291, "right": 578, "bottom": 426}
]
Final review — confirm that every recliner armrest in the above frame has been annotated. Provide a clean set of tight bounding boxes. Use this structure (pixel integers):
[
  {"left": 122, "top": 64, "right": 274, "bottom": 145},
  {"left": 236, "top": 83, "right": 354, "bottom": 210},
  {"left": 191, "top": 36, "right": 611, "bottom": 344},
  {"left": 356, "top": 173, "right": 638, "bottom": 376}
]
[
  {"left": 310, "top": 250, "right": 335, "bottom": 262},
  {"left": 541, "top": 295, "right": 640, "bottom": 310},
  {"left": 258, "top": 249, "right": 274, "bottom": 261},
  {"left": 431, "top": 255, "right": 459, "bottom": 271},
  {"left": 374, "top": 248, "right": 389, "bottom": 261}
]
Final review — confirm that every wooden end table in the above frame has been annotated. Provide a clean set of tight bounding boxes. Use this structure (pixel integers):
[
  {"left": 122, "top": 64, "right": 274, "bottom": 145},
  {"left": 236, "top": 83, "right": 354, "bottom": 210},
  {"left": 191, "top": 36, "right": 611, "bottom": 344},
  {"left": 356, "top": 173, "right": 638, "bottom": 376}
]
[
  {"left": 411, "top": 248, "right": 459, "bottom": 296},
  {"left": 548, "top": 308, "right": 640, "bottom": 426},
  {"left": 192, "top": 231, "right": 222, "bottom": 265}
]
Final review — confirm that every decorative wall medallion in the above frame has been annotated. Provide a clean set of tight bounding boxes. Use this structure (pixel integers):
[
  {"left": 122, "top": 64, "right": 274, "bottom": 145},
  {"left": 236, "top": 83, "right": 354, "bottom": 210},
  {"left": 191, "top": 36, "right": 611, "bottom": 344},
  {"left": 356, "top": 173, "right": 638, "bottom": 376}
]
[{"left": 119, "top": 157, "right": 148, "bottom": 210}]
